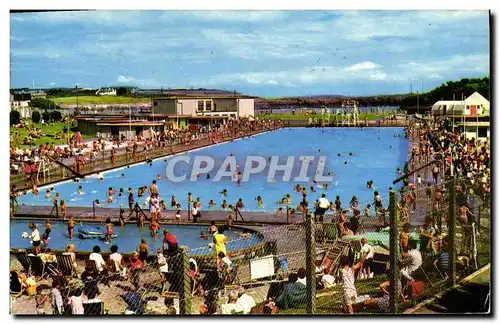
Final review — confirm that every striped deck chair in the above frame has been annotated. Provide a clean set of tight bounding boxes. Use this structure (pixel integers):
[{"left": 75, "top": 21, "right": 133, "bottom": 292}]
[
  {"left": 322, "top": 223, "right": 338, "bottom": 243},
  {"left": 12, "top": 250, "right": 31, "bottom": 276},
  {"left": 10, "top": 270, "right": 25, "bottom": 298},
  {"left": 28, "top": 255, "right": 47, "bottom": 279},
  {"left": 56, "top": 253, "right": 77, "bottom": 278}
]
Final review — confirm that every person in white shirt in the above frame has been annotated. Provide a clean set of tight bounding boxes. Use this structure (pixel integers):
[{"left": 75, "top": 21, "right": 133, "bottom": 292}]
[
  {"left": 296, "top": 268, "right": 307, "bottom": 286},
  {"left": 221, "top": 290, "right": 243, "bottom": 314},
  {"left": 316, "top": 194, "right": 330, "bottom": 222},
  {"left": 67, "top": 289, "right": 87, "bottom": 315},
  {"left": 29, "top": 223, "right": 41, "bottom": 255},
  {"left": 89, "top": 245, "right": 106, "bottom": 273},
  {"left": 236, "top": 286, "right": 256, "bottom": 314},
  {"left": 340, "top": 255, "right": 365, "bottom": 314},
  {"left": 360, "top": 238, "right": 375, "bottom": 279},
  {"left": 109, "top": 245, "right": 124, "bottom": 275},
  {"left": 400, "top": 241, "right": 423, "bottom": 285}
]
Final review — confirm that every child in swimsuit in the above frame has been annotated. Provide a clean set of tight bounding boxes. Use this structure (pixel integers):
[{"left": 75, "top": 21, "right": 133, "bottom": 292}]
[
  {"left": 175, "top": 204, "right": 181, "bottom": 222},
  {"left": 187, "top": 192, "right": 193, "bottom": 203},
  {"left": 64, "top": 217, "right": 74, "bottom": 242},
  {"left": 119, "top": 207, "right": 125, "bottom": 227},
  {"left": 33, "top": 185, "right": 39, "bottom": 196},
  {"left": 200, "top": 231, "right": 208, "bottom": 240},
  {"left": 150, "top": 220, "right": 159, "bottom": 239},
  {"left": 137, "top": 238, "right": 149, "bottom": 264},
  {"left": 208, "top": 200, "right": 216, "bottom": 207},
  {"left": 42, "top": 220, "right": 52, "bottom": 249},
  {"left": 171, "top": 195, "right": 177, "bottom": 208},
  {"left": 221, "top": 200, "right": 228, "bottom": 209},
  {"left": 60, "top": 200, "right": 67, "bottom": 219},
  {"left": 105, "top": 218, "right": 113, "bottom": 244}
]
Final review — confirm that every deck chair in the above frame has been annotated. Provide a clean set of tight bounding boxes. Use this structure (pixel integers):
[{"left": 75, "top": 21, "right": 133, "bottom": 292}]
[
  {"left": 28, "top": 255, "right": 47, "bottom": 279},
  {"left": 84, "top": 299, "right": 105, "bottom": 315},
  {"left": 85, "top": 259, "right": 101, "bottom": 275},
  {"left": 56, "top": 253, "right": 77, "bottom": 278},
  {"left": 10, "top": 270, "right": 25, "bottom": 298},
  {"left": 12, "top": 250, "right": 31, "bottom": 276},
  {"left": 322, "top": 223, "right": 338, "bottom": 243}
]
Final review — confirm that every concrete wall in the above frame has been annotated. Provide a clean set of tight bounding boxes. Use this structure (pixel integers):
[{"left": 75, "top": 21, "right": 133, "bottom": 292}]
[
  {"left": 237, "top": 99, "right": 255, "bottom": 117},
  {"left": 177, "top": 99, "right": 197, "bottom": 115}
]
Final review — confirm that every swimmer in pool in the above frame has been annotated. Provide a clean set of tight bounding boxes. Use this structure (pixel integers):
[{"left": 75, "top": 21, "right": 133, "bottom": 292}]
[
  {"left": 200, "top": 231, "right": 208, "bottom": 240},
  {"left": 396, "top": 168, "right": 402, "bottom": 175},
  {"left": 310, "top": 186, "right": 316, "bottom": 193},
  {"left": 276, "top": 207, "right": 283, "bottom": 215},
  {"left": 323, "top": 183, "right": 329, "bottom": 189},
  {"left": 256, "top": 196, "right": 264, "bottom": 207},
  {"left": 221, "top": 200, "right": 228, "bottom": 209},
  {"left": 45, "top": 190, "right": 51, "bottom": 199},
  {"left": 206, "top": 174, "right": 211, "bottom": 179},
  {"left": 220, "top": 189, "right": 228, "bottom": 197},
  {"left": 295, "top": 184, "right": 302, "bottom": 192},
  {"left": 121, "top": 173, "right": 125, "bottom": 178},
  {"left": 33, "top": 185, "right": 39, "bottom": 196},
  {"left": 94, "top": 199, "right": 100, "bottom": 208},
  {"left": 77, "top": 186, "right": 84, "bottom": 195},
  {"left": 107, "top": 187, "right": 114, "bottom": 203},
  {"left": 208, "top": 200, "right": 216, "bottom": 207},
  {"left": 157, "top": 173, "right": 162, "bottom": 180}
]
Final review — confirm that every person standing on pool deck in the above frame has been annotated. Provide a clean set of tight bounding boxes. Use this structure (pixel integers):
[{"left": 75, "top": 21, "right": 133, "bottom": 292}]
[
  {"left": 29, "top": 223, "right": 41, "bottom": 255},
  {"left": 49, "top": 192, "right": 60, "bottom": 217},
  {"left": 41, "top": 220, "right": 52, "bottom": 250},
  {"left": 214, "top": 226, "right": 228, "bottom": 269},
  {"left": 162, "top": 229, "right": 179, "bottom": 255},
  {"left": 317, "top": 194, "right": 330, "bottom": 222}
]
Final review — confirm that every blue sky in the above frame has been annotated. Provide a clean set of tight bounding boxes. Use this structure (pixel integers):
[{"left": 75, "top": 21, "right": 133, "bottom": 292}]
[{"left": 10, "top": 10, "right": 489, "bottom": 97}]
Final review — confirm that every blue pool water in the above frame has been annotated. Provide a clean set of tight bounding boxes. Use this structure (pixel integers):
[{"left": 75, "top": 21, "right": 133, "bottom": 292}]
[
  {"left": 17, "top": 127, "right": 407, "bottom": 212},
  {"left": 10, "top": 220, "right": 261, "bottom": 254}
]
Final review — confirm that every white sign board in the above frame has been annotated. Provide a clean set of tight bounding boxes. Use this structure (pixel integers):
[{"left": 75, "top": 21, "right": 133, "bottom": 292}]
[{"left": 250, "top": 255, "right": 275, "bottom": 280}]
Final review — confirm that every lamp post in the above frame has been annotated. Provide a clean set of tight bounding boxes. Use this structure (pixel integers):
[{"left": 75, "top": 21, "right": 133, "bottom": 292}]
[{"left": 129, "top": 96, "right": 132, "bottom": 140}]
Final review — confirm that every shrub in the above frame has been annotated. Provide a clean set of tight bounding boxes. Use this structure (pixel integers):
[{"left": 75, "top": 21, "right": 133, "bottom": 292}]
[
  {"left": 32, "top": 110, "right": 41, "bottom": 123},
  {"left": 42, "top": 111, "right": 50, "bottom": 122},
  {"left": 50, "top": 110, "right": 63, "bottom": 122},
  {"left": 10, "top": 110, "right": 21, "bottom": 125}
]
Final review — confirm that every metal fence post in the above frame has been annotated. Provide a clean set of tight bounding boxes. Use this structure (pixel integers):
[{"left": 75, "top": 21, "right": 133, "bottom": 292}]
[
  {"left": 389, "top": 190, "right": 399, "bottom": 314},
  {"left": 305, "top": 212, "right": 316, "bottom": 314},
  {"left": 447, "top": 177, "right": 457, "bottom": 285},
  {"left": 179, "top": 248, "right": 192, "bottom": 315}
]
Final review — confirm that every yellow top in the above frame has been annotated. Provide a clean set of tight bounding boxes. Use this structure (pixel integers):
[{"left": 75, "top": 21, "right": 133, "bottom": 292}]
[{"left": 213, "top": 233, "right": 227, "bottom": 256}]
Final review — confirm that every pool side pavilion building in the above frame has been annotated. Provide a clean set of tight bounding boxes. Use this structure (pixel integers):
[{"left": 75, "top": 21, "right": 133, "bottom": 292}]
[
  {"left": 431, "top": 91, "right": 490, "bottom": 140},
  {"left": 151, "top": 95, "right": 256, "bottom": 118}
]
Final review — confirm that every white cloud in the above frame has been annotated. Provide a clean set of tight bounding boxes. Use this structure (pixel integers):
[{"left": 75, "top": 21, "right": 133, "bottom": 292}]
[
  {"left": 183, "top": 11, "right": 286, "bottom": 22},
  {"left": 49, "top": 82, "right": 56, "bottom": 86},
  {"left": 11, "top": 11, "right": 143, "bottom": 25},
  {"left": 198, "top": 61, "right": 390, "bottom": 87},
  {"left": 345, "top": 61, "right": 380, "bottom": 71},
  {"left": 116, "top": 75, "right": 136, "bottom": 83}
]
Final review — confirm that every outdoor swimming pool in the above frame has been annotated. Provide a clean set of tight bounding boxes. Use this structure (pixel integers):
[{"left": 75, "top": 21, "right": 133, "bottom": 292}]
[
  {"left": 10, "top": 220, "right": 262, "bottom": 254},
  {"left": 17, "top": 127, "right": 407, "bottom": 212}
]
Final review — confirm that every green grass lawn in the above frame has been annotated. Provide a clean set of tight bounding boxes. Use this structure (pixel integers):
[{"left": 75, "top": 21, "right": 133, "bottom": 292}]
[
  {"left": 10, "top": 121, "right": 93, "bottom": 147},
  {"left": 51, "top": 95, "right": 149, "bottom": 105}
]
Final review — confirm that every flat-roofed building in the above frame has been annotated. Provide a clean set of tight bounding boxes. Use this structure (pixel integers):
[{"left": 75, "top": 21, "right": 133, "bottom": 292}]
[{"left": 152, "top": 96, "right": 255, "bottom": 118}]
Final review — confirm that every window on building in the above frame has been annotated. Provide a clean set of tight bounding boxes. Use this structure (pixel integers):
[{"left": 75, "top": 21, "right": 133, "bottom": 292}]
[
  {"left": 478, "top": 127, "right": 488, "bottom": 138},
  {"left": 197, "top": 101, "right": 204, "bottom": 112},
  {"left": 205, "top": 101, "right": 212, "bottom": 111},
  {"left": 154, "top": 101, "right": 158, "bottom": 106}
]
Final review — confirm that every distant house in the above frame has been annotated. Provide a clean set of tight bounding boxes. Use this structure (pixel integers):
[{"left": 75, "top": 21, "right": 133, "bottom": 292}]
[
  {"left": 431, "top": 92, "right": 490, "bottom": 140},
  {"left": 95, "top": 88, "right": 117, "bottom": 96}
]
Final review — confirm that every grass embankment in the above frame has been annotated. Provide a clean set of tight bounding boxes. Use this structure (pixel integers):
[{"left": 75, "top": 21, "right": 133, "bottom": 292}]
[
  {"left": 51, "top": 95, "right": 149, "bottom": 105},
  {"left": 10, "top": 121, "right": 93, "bottom": 147}
]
